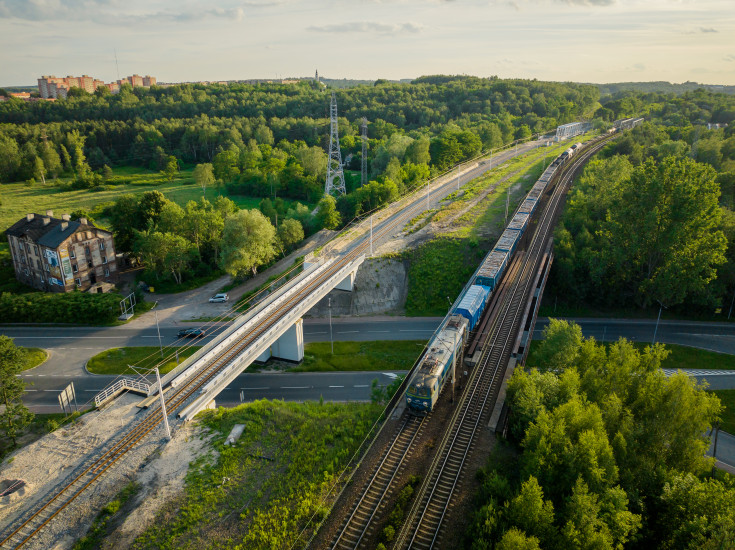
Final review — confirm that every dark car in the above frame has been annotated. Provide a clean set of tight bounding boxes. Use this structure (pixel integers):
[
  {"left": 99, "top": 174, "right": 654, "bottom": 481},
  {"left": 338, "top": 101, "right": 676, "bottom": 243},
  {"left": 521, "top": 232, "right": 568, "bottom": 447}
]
[{"left": 177, "top": 328, "right": 206, "bottom": 339}]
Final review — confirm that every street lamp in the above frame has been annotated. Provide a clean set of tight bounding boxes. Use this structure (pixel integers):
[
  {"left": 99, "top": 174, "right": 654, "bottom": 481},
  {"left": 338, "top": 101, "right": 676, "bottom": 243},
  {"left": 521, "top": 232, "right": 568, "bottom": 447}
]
[
  {"left": 152, "top": 300, "right": 163, "bottom": 358},
  {"left": 651, "top": 300, "right": 667, "bottom": 348}
]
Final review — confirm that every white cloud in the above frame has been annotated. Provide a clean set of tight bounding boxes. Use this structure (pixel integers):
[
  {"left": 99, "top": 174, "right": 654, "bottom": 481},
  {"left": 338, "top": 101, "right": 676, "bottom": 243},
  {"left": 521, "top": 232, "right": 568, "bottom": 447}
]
[
  {"left": 0, "top": 0, "right": 276, "bottom": 23},
  {"left": 307, "top": 21, "right": 423, "bottom": 34}
]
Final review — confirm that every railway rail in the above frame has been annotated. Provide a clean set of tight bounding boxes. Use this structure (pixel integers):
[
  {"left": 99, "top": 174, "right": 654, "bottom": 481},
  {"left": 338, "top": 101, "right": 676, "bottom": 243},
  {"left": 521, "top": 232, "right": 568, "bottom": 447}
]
[
  {"left": 0, "top": 150, "right": 469, "bottom": 549},
  {"left": 324, "top": 134, "right": 613, "bottom": 550},
  {"left": 393, "top": 135, "right": 614, "bottom": 550}
]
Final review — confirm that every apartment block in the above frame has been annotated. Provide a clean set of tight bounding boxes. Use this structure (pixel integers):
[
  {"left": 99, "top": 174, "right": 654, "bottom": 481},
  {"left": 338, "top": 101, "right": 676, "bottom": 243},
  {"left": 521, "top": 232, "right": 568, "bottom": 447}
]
[
  {"left": 6, "top": 212, "right": 118, "bottom": 293},
  {"left": 38, "top": 73, "right": 157, "bottom": 98}
]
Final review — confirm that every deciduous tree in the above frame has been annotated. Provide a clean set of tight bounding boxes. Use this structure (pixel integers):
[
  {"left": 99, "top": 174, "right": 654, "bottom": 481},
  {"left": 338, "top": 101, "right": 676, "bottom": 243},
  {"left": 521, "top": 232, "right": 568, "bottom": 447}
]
[
  {"left": 0, "top": 336, "right": 33, "bottom": 447},
  {"left": 220, "top": 209, "right": 276, "bottom": 278}
]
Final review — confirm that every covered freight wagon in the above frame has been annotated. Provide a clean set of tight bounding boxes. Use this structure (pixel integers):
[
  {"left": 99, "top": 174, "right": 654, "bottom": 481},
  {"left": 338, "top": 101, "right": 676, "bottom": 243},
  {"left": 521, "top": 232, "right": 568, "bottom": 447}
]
[
  {"left": 507, "top": 212, "right": 530, "bottom": 233},
  {"left": 475, "top": 249, "right": 509, "bottom": 290},
  {"left": 494, "top": 228, "right": 521, "bottom": 254},
  {"left": 455, "top": 285, "right": 489, "bottom": 330}
]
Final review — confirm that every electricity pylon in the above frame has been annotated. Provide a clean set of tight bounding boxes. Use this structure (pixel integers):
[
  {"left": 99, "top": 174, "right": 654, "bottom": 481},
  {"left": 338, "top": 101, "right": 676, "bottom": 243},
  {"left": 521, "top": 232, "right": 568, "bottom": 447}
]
[
  {"left": 361, "top": 117, "right": 368, "bottom": 187},
  {"left": 325, "top": 92, "right": 346, "bottom": 196}
]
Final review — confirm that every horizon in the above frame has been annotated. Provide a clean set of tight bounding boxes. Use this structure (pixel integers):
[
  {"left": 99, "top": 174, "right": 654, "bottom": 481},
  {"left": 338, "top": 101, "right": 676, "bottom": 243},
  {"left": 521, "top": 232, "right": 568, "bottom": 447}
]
[{"left": 1, "top": 0, "right": 734, "bottom": 88}]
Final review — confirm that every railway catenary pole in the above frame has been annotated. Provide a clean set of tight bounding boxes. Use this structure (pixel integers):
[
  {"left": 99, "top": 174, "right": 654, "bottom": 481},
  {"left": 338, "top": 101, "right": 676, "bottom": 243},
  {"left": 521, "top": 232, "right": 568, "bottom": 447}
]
[{"left": 156, "top": 367, "right": 171, "bottom": 440}]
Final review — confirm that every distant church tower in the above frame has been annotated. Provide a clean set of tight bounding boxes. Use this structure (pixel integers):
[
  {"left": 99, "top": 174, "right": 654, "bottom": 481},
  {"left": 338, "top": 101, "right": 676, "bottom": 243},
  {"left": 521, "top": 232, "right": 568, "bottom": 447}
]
[{"left": 315, "top": 70, "right": 319, "bottom": 83}]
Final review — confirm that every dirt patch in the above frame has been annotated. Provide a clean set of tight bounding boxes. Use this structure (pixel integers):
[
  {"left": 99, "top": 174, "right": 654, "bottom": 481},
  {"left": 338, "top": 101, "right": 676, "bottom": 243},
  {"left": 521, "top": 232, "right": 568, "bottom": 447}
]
[{"left": 102, "top": 423, "right": 215, "bottom": 549}]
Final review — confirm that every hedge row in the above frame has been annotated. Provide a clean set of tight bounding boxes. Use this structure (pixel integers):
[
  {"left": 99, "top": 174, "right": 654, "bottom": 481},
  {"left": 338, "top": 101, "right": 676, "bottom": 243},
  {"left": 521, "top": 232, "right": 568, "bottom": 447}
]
[{"left": 0, "top": 292, "right": 122, "bottom": 324}]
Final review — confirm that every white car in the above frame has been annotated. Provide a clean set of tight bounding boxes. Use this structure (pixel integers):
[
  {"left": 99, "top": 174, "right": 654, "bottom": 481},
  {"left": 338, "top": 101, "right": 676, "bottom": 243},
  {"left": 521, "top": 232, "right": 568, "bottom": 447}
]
[{"left": 209, "top": 293, "right": 229, "bottom": 303}]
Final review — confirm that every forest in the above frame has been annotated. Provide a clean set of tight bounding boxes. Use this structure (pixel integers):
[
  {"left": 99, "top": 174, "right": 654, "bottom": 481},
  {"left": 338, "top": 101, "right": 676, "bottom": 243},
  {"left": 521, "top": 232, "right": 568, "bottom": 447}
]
[{"left": 467, "top": 320, "right": 731, "bottom": 550}]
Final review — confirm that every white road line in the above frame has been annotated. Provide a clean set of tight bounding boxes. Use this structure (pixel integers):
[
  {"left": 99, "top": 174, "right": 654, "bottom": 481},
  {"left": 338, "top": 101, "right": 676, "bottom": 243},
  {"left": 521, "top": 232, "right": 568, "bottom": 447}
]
[
  {"left": 7, "top": 336, "right": 129, "bottom": 339},
  {"left": 240, "top": 387, "right": 270, "bottom": 390},
  {"left": 305, "top": 331, "right": 328, "bottom": 335},
  {"left": 354, "top": 384, "right": 369, "bottom": 388},
  {"left": 368, "top": 330, "right": 390, "bottom": 333},
  {"left": 42, "top": 390, "right": 57, "bottom": 392},
  {"left": 84, "top": 389, "right": 103, "bottom": 392},
  {"left": 399, "top": 329, "right": 434, "bottom": 332},
  {"left": 337, "top": 331, "right": 359, "bottom": 334},
  {"left": 37, "top": 375, "right": 45, "bottom": 377},
  {"left": 329, "top": 385, "right": 344, "bottom": 388},
  {"left": 24, "top": 389, "right": 37, "bottom": 392},
  {"left": 281, "top": 386, "right": 309, "bottom": 389}
]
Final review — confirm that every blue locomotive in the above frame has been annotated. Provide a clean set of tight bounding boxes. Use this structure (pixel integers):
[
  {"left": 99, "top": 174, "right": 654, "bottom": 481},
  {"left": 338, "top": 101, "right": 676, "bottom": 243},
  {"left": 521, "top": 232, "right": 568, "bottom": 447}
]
[{"left": 406, "top": 315, "right": 469, "bottom": 412}]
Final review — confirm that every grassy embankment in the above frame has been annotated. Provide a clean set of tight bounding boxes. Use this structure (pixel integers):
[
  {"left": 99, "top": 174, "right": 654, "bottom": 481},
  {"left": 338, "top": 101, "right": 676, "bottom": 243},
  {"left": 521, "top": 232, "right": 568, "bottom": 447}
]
[
  {"left": 87, "top": 340, "right": 423, "bottom": 375},
  {"left": 403, "top": 138, "right": 587, "bottom": 317},
  {"left": 130, "top": 400, "right": 381, "bottom": 549}
]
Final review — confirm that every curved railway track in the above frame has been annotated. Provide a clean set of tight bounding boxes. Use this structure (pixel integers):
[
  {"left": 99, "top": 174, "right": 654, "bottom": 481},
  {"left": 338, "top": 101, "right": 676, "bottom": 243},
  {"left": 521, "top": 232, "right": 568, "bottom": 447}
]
[
  {"left": 0, "top": 157, "right": 463, "bottom": 550},
  {"left": 393, "top": 136, "right": 614, "bottom": 550},
  {"left": 322, "top": 136, "right": 613, "bottom": 550}
]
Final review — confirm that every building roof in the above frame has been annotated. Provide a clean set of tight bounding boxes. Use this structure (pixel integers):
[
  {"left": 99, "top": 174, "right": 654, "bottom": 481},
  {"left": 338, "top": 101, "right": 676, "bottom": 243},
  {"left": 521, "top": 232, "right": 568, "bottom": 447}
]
[
  {"left": 6, "top": 214, "right": 107, "bottom": 249},
  {"left": 37, "top": 220, "right": 81, "bottom": 248}
]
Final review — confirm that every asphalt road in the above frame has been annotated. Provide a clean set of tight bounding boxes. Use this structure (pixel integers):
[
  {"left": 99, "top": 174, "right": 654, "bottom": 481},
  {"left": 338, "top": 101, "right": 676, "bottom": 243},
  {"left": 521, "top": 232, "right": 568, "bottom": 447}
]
[{"left": 9, "top": 316, "right": 735, "bottom": 409}]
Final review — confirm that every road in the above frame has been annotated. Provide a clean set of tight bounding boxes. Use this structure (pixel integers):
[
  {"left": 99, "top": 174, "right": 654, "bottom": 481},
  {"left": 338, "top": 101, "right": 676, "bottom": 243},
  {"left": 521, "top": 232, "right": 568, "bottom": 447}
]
[{"left": 8, "top": 315, "right": 735, "bottom": 408}]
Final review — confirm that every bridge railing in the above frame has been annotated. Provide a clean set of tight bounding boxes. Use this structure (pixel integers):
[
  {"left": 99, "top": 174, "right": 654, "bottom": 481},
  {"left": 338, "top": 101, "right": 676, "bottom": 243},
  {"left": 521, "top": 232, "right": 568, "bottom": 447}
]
[{"left": 94, "top": 378, "right": 150, "bottom": 408}]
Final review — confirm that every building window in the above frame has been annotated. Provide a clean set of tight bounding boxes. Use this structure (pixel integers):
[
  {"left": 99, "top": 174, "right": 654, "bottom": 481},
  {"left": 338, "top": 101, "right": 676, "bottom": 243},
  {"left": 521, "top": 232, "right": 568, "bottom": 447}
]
[
  {"left": 87, "top": 261, "right": 93, "bottom": 269},
  {"left": 72, "top": 263, "right": 78, "bottom": 273},
  {"left": 70, "top": 249, "right": 76, "bottom": 259},
  {"left": 36, "top": 259, "right": 41, "bottom": 270},
  {"left": 24, "top": 269, "right": 30, "bottom": 276},
  {"left": 102, "top": 256, "right": 108, "bottom": 264},
  {"left": 25, "top": 243, "right": 30, "bottom": 253},
  {"left": 104, "top": 268, "right": 110, "bottom": 277},
  {"left": 99, "top": 241, "right": 105, "bottom": 251},
  {"left": 84, "top": 246, "right": 90, "bottom": 256},
  {"left": 75, "top": 278, "right": 81, "bottom": 287}
]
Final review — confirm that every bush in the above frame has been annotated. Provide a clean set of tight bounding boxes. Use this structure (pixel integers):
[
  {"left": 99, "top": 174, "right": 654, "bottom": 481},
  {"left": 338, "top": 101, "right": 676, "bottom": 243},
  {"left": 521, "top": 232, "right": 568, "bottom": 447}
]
[{"left": 0, "top": 292, "right": 122, "bottom": 324}]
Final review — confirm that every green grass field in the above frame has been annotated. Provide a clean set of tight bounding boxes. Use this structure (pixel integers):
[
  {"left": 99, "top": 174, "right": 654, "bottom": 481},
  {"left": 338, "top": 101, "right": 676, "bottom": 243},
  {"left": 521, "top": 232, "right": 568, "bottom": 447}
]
[
  {"left": 291, "top": 340, "right": 425, "bottom": 372},
  {"left": 131, "top": 400, "right": 381, "bottom": 550},
  {"left": 86, "top": 346, "right": 201, "bottom": 375},
  {"left": 0, "top": 166, "right": 306, "bottom": 232}
]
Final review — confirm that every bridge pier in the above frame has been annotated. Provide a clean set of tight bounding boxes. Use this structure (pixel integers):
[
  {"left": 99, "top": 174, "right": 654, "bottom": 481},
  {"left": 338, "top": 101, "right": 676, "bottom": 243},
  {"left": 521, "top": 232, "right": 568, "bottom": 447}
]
[{"left": 257, "top": 318, "right": 305, "bottom": 363}]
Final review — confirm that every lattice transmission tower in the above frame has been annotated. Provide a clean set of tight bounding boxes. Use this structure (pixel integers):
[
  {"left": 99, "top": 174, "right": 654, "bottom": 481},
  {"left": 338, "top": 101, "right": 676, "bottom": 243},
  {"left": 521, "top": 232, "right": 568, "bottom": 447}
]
[
  {"left": 361, "top": 117, "right": 368, "bottom": 187},
  {"left": 324, "top": 92, "right": 346, "bottom": 196}
]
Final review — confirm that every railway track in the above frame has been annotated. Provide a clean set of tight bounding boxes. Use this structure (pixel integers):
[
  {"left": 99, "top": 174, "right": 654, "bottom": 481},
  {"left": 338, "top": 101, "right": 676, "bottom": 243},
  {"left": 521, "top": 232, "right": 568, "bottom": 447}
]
[
  {"left": 0, "top": 137, "right": 486, "bottom": 550},
  {"left": 393, "top": 136, "right": 614, "bottom": 550},
  {"left": 321, "top": 135, "right": 612, "bottom": 550},
  {"left": 331, "top": 414, "right": 426, "bottom": 550}
]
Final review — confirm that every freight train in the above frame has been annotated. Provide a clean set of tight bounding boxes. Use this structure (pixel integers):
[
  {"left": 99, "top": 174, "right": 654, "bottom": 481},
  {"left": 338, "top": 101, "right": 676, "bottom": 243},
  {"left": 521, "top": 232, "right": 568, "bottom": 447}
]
[{"left": 405, "top": 142, "right": 582, "bottom": 412}]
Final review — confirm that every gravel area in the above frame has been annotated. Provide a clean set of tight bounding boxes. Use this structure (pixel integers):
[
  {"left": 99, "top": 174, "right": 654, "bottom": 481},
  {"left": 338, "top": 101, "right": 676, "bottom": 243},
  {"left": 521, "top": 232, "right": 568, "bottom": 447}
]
[{"left": 0, "top": 393, "right": 209, "bottom": 550}]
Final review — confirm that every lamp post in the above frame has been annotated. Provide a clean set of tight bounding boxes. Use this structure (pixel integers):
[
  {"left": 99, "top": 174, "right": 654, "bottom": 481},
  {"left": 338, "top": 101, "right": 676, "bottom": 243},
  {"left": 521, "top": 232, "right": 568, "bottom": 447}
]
[
  {"left": 153, "top": 301, "right": 163, "bottom": 358},
  {"left": 328, "top": 296, "right": 334, "bottom": 355},
  {"left": 651, "top": 300, "right": 667, "bottom": 347},
  {"left": 156, "top": 367, "right": 171, "bottom": 440}
]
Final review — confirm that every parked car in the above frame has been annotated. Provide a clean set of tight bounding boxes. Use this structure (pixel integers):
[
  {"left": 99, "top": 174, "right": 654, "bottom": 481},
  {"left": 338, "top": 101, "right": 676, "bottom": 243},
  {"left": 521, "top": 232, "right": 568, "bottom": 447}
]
[
  {"left": 209, "top": 293, "right": 229, "bottom": 303},
  {"left": 177, "top": 328, "right": 206, "bottom": 339}
]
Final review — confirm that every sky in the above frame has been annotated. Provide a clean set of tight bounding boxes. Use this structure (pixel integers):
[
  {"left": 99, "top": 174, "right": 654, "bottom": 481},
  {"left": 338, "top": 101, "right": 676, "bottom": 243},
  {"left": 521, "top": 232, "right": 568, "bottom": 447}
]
[{"left": 1, "top": 0, "right": 734, "bottom": 87}]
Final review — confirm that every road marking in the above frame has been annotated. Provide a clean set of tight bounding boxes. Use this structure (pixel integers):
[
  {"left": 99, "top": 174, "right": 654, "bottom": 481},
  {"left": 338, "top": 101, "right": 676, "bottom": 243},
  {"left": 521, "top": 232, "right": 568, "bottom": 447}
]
[
  {"left": 383, "top": 373, "right": 398, "bottom": 379},
  {"left": 42, "top": 390, "right": 57, "bottom": 392},
  {"left": 329, "top": 385, "right": 344, "bottom": 388},
  {"left": 7, "top": 336, "right": 129, "bottom": 339},
  {"left": 305, "top": 331, "right": 328, "bottom": 335},
  {"left": 84, "top": 389, "right": 103, "bottom": 392},
  {"left": 369, "top": 330, "right": 390, "bottom": 333},
  {"left": 338, "top": 331, "right": 359, "bottom": 334},
  {"left": 354, "top": 384, "right": 369, "bottom": 388},
  {"left": 24, "top": 389, "right": 37, "bottom": 392},
  {"left": 37, "top": 375, "right": 45, "bottom": 377},
  {"left": 281, "top": 386, "right": 309, "bottom": 389},
  {"left": 240, "top": 387, "right": 269, "bottom": 390}
]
